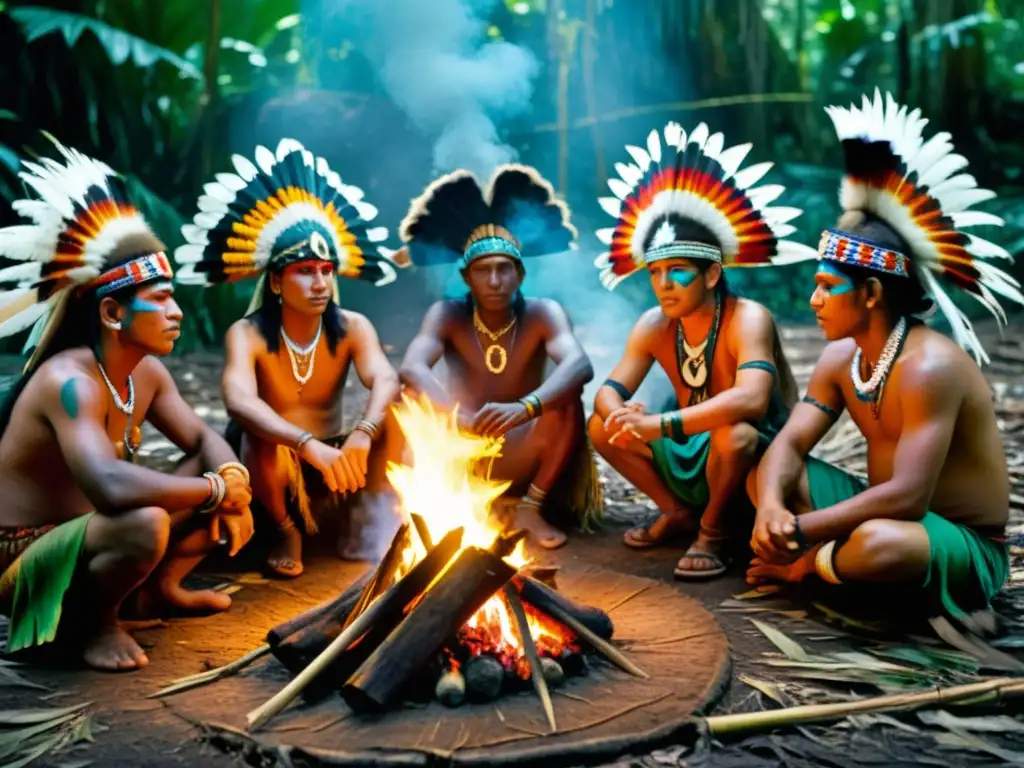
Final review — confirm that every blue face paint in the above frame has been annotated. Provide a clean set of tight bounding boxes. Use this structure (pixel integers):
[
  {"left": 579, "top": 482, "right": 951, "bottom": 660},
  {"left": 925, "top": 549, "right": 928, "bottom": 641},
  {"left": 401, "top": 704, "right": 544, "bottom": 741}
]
[
  {"left": 668, "top": 268, "right": 700, "bottom": 288},
  {"left": 815, "top": 262, "right": 855, "bottom": 296},
  {"left": 123, "top": 282, "right": 172, "bottom": 329}
]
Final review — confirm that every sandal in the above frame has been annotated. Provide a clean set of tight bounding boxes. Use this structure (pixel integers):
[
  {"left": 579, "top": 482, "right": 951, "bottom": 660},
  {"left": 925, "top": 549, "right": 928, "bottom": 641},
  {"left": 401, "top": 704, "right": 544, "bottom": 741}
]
[
  {"left": 623, "top": 511, "right": 696, "bottom": 550},
  {"left": 673, "top": 550, "right": 730, "bottom": 581}
]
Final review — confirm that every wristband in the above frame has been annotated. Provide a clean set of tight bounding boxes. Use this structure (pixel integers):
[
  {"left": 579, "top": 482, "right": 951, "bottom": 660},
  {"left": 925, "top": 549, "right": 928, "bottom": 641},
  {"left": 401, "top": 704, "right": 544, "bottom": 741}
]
[
  {"left": 519, "top": 393, "right": 542, "bottom": 419},
  {"left": 792, "top": 516, "right": 808, "bottom": 552},
  {"left": 296, "top": 432, "right": 314, "bottom": 452},
  {"left": 354, "top": 419, "right": 379, "bottom": 440},
  {"left": 217, "top": 461, "right": 250, "bottom": 484},
  {"left": 199, "top": 472, "right": 225, "bottom": 514}
]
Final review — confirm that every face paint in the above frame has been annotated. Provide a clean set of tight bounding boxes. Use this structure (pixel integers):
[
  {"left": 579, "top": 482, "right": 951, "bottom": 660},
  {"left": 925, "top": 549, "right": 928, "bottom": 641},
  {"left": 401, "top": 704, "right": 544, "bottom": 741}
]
[
  {"left": 668, "top": 268, "right": 700, "bottom": 288},
  {"left": 816, "top": 262, "right": 855, "bottom": 296}
]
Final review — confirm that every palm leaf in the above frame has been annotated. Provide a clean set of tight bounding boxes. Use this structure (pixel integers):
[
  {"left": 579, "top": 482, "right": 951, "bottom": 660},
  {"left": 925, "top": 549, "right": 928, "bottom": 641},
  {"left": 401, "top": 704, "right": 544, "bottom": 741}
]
[{"left": 9, "top": 7, "right": 202, "bottom": 80}]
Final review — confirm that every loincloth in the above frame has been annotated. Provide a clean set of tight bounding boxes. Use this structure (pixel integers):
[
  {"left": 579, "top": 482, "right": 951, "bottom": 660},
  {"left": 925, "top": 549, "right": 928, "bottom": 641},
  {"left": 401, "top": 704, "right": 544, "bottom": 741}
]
[
  {"left": 536, "top": 434, "right": 605, "bottom": 534},
  {"left": 805, "top": 456, "right": 1009, "bottom": 622},
  {"left": 277, "top": 434, "right": 350, "bottom": 535},
  {"left": 0, "top": 513, "right": 93, "bottom": 653}
]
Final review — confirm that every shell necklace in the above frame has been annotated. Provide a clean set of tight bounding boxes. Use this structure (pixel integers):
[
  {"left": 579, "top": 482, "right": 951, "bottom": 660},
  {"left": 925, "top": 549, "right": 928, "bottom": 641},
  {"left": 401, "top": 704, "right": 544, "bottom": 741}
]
[
  {"left": 281, "top": 320, "right": 322, "bottom": 395},
  {"left": 473, "top": 308, "right": 517, "bottom": 375},
  {"left": 851, "top": 316, "right": 908, "bottom": 417},
  {"left": 97, "top": 360, "right": 141, "bottom": 462}
]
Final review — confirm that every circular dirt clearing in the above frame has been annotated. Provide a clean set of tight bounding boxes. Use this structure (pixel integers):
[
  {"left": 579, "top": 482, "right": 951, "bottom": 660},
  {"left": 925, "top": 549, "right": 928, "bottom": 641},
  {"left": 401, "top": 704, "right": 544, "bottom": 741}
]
[{"left": 175, "top": 567, "right": 731, "bottom": 767}]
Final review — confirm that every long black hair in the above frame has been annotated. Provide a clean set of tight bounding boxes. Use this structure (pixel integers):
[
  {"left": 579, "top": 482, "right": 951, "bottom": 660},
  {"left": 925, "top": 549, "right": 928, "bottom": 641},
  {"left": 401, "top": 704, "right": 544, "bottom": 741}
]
[
  {"left": 246, "top": 269, "right": 346, "bottom": 354},
  {"left": 0, "top": 253, "right": 151, "bottom": 440}
]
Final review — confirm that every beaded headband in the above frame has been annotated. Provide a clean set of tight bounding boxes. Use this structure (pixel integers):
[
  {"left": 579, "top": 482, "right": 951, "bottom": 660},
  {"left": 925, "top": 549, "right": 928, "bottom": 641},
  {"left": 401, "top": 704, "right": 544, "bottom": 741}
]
[
  {"left": 90, "top": 252, "right": 175, "bottom": 297},
  {"left": 460, "top": 225, "right": 523, "bottom": 269},
  {"left": 645, "top": 240, "right": 723, "bottom": 265},
  {"left": 817, "top": 229, "right": 909, "bottom": 278}
]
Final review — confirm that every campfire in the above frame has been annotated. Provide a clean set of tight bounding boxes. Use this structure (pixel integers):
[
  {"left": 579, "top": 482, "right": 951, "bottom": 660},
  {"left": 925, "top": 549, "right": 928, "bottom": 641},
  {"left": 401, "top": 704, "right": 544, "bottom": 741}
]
[{"left": 247, "top": 395, "right": 644, "bottom": 732}]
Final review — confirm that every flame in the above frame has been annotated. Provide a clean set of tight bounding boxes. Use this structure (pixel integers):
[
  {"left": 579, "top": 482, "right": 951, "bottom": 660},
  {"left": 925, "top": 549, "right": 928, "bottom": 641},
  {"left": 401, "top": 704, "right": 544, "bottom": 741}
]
[{"left": 386, "top": 393, "right": 573, "bottom": 663}]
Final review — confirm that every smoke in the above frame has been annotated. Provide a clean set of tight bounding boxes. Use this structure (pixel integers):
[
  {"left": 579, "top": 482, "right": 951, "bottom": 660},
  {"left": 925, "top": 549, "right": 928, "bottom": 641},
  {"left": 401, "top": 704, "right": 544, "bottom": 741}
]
[{"left": 341, "top": 0, "right": 539, "bottom": 179}]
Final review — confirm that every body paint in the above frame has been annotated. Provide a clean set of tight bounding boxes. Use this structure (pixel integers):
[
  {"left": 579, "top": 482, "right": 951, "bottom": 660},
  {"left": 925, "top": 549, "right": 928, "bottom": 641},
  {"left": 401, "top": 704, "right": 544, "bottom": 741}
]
[
  {"left": 815, "top": 261, "right": 855, "bottom": 295},
  {"left": 668, "top": 268, "right": 700, "bottom": 288},
  {"left": 124, "top": 281, "right": 172, "bottom": 328},
  {"left": 60, "top": 378, "right": 79, "bottom": 419}
]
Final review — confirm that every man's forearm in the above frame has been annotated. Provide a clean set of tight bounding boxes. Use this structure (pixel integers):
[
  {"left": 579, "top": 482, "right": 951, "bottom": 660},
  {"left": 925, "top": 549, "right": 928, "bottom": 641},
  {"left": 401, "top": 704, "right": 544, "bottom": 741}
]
[
  {"left": 756, "top": 439, "right": 806, "bottom": 508},
  {"left": 399, "top": 365, "right": 455, "bottom": 410},
  {"left": 672, "top": 386, "right": 768, "bottom": 435},
  {"left": 88, "top": 462, "right": 213, "bottom": 514},
  {"left": 798, "top": 482, "right": 923, "bottom": 543},
  {"left": 360, "top": 373, "right": 401, "bottom": 426},
  {"left": 593, "top": 385, "right": 627, "bottom": 421},
  {"left": 226, "top": 396, "right": 307, "bottom": 448},
  {"left": 526, "top": 355, "right": 593, "bottom": 411},
  {"left": 194, "top": 427, "right": 242, "bottom": 472}
]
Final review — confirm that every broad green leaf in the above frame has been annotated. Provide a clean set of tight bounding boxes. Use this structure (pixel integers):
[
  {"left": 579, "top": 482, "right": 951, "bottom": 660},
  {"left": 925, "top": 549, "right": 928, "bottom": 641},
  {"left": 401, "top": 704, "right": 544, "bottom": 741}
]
[
  {"left": 9, "top": 7, "right": 202, "bottom": 80},
  {"left": 750, "top": 618, "right": 813, "bottom": 661},
  {"left": 0, "top": 703, "right": 89, "bottom": 726}
]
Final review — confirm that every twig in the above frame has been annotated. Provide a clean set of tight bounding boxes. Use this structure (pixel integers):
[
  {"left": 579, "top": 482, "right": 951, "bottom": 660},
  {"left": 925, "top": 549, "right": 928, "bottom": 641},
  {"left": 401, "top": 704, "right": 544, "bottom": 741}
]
[
  {"left": 504, "top": 584, "right": 557, "bottom": 733},
  {"left": 308, "top": 714, "right": 351, "bottom": 733},
  {"left": 705, "top": 677, "right": 1024, "bottom": 738},
  {"left": 553, "top": 690, "right": 593, "bottom": 705},
  {"left": 494, "top": 707, "right": 506, "bottom": 723},
  {"left": 605, "top": 585, "right": 651, "bottom": 613},
  {"left": 625, "top": 630, "right": 720, "bottom": 649},
  {"left": 148, "top": 644, "right": 270, "bottom": 698},
  {"left": 541, "top": 600, "right": 649, "bottom": 679}
]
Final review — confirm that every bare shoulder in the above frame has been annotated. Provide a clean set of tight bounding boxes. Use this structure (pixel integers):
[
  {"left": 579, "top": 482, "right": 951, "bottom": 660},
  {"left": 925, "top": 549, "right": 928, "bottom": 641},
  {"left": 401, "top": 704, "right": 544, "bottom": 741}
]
[
  {"left": 897, "top": 326, "right": 966, "bottom": 392},
  {"left": 340, "top": 308, "right": 376, "bottom": 337},
  {"left": 32, "top": 351, "right": 104, "bottom": 417},
  {"left": 730, "top": 296, "right": 774, "bottom": 325},
  {"left": 524, "top": 297, "right": 571, "bottom": 327},
  {"left": 815, "top": 338, "right": 857, "bottom": 377},
  {"left": 625, "top": 306, "right": 670, "bottom": 350},
  {"left": 420, "top": 299, "right": 463, "bottom": 335},
  {"left": 134, "top": 355, "right": 176, "bottom": 390},
  {"left": 225, "top": 317, "right": 267, "bottom": 353}
]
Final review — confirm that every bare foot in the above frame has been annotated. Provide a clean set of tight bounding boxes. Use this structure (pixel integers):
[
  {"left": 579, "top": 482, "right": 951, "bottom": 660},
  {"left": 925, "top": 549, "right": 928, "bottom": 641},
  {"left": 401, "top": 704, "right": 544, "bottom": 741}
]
[
  {"left": 746, "top": 550, "right": 818, "bottom": 585},
  {"left": 268, "top": 523, "right": 303, "bottom": 578},
  {"left": 160, "top": 581, "right": 233, "bottom": 613},
  {"left": 514, "top": 503, "right": 567, "bottom": 550},
  {"left": 82, "top": 624, "right": 150, "bottom": 672},
  {"left": 673, "top": 534, "right": 730, "bottom": 580}
]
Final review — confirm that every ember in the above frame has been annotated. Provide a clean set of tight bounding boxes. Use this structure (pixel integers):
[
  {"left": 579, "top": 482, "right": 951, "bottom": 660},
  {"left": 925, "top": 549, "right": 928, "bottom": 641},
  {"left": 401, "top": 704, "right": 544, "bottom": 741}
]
[{"left": 251, "top": 394, "right": 632, "bottom": 730}]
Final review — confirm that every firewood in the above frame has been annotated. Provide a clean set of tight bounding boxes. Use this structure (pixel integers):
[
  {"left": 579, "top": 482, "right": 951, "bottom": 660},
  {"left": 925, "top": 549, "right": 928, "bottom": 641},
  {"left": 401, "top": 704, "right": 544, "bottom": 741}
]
[
  {"left": 246, "top": 527, "right": 464, "bottom": 731},
  {"left": 410, "top": 512, "right": 433, "bottom": 550},
  {"left": 518, "top": 576, "right": 614, "bottom": 640},
  {"left": 504, "top": 583, "right": 557, "bottom": 732},
  {"left": 539, "top": 599, "right": 649, "bottom": 679},
  {"left": 265, "top": 570, "right": 372, "bottom": 648},
  {"left": 343, "top": 523, "right": 412, "bottom": 629},
  {"left": 341, "top": 546, "right": 517, "bottom": 713}
]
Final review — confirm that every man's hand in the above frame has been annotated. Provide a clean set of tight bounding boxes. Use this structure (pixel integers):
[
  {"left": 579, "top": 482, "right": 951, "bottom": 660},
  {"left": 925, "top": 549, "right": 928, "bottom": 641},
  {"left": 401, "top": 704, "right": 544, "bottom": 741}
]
[
  {"left": 217, "top": 467, "right": 252, "bottom": 512},
  {"left": 751, "top": 500, "right": 801, "bottom": 564},
  {"left": 341, "top": 430, "right": 372, "bottom": 491},
  {"left": 211, "top": 506, "right": 255, "bottom": 557},
  {"left": 300, "top": 438, "right": 360, "bottom": 495},
  {"left": 604, "top": 406, "right": 660, "bottom": 445},
  {"left": 473, "top": 402, "right": 531, "bottom": 438},
  {"left": 456, "top": 408, "right": 478, "bottom": 435}
]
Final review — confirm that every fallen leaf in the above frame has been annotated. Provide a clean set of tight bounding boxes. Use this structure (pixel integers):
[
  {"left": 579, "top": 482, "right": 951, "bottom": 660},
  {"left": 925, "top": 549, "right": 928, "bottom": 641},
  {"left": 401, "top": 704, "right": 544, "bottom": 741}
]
[
  {"left": 918, "top": 710, "right": 1024, "bottom": 734},
  {"left": 0, "top": 704, "right": 89, "bottom": 727},
  {"left": 738, "top": 675, "right": 787, "bottom": 706},
  {"left": 935, "top": 729, "right": 1024, "bottom": 764},
  {"left": 732, "top": 586, "right": 782, "bottom": 600},
  {"left": 750, "top": 619, "right": 813, "bottom": 662}
]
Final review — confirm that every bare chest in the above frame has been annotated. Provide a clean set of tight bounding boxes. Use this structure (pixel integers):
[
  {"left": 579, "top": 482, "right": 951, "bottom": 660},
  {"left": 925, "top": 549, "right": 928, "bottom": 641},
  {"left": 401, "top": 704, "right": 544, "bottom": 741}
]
[
  {"left": 650, "top": 325, "right": 738, "bottom": 405},
  {"left": 255, "top": 341, "right": 351, "bottom": 411},
  {"left": 444, "top": 323, "right": 547, "bottom": 405}
]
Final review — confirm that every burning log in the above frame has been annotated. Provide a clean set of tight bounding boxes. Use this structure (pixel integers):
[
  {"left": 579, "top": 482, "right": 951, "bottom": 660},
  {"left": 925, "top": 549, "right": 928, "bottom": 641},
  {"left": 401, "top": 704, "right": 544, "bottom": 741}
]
[
  {"left": 518, "top": 576, "right": 614, "bottom": 641},
  {"left": 463, "top": 654, "right": 504, "bottom": 702},
  {"left": 539, "top": 599, "right": 648, "bottom": 680},
  {"left": 246, "top": 527, "right": 464, "bottom": 731},
  {"left": 265, "top": 571, "right": 372, "bottom": 649},
  {"left": 343, "top": 523, "right": 412, "bottom": 629},
  {"left": 341, "top": 546, "right": 518, "bottom": 713},
  {"left": 410, "top": 512, "right": 433, "bottom": 550}
]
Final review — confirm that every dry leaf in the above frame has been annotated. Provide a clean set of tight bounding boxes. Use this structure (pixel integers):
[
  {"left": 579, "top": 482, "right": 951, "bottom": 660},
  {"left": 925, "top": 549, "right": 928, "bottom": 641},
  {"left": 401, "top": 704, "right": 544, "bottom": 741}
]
[
  {"left": 0, "top": 704, "right": 89, "bottom": 727},
  {"left": 935, "top": 729, "right": 1024, "bottom": 764},
  {"left": 750, "top": 619, "right": 813, "bottom": 661},
  {"left": 918, "top": 710, "right": 1024, "bottom": 734},
  {"left": 738, "top": 675, "right": 787, "bottom": 706},
  {"left": 732, "top": 586, "right": 782, "bottom": 600}
]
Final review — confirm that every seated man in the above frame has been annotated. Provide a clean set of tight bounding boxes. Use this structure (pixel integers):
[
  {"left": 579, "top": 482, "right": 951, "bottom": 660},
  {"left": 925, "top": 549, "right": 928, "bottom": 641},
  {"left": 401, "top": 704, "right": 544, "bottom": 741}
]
[
  {"left": 396, "top": 165, "right": 598, "bottom": 549},
  {"left": 0, "top": 141, "right": 254, "bottom": 671},
  {"left": 588, "top": 120, "right": 816, "bottom": 579},
  {"left": 747, "top": 91, "right": 1023, "bottom": 627},
  {"left": 176, "top": 138, "right": 402, "bottom": 578}
]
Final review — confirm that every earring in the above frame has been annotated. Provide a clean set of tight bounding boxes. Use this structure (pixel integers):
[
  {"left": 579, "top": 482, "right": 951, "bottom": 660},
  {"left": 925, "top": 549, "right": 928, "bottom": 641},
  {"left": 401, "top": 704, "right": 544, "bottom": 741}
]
[{"left": 102, "top": 320, "right": 122, "bottom": 331}]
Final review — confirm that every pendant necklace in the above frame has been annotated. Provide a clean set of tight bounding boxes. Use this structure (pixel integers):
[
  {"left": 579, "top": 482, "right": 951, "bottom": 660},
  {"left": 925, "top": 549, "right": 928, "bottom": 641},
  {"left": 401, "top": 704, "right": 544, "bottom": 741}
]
[
  {"left": 281, "top": 320, "right": 322, "bottom": 396},
  {"left": 676, "top": 292, "right": 722, "bottom": 405},
  {"left": 473, "top": 308, "right": 517, "bottom": 375},
  {"left": 851, "top": 316, "right": 908, "bottom": 419},
  {"left": 97, "top": 360, "right": 141, "bottom": 462}
]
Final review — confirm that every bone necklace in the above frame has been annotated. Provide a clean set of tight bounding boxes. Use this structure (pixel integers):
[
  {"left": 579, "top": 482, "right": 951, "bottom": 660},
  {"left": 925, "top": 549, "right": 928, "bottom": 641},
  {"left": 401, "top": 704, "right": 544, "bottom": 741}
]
[
  {"left": 97, "top": 360, "right": 142, "bottom": 462},
  {"left": 281, "top": 320, "right": 322, "bottom": 395}
]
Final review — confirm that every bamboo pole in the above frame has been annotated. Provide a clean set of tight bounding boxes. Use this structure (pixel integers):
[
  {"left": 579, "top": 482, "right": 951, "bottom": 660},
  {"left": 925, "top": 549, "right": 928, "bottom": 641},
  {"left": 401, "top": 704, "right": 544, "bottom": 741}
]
[
  {"left": 706, "top": 677, "right": 1024, "bottom": 738},
  {"left": 540, "top": 600, "right": 648, "bottom": 679},
  {"left": 503, "top": 584, "right": 557, "bottom": 733},
  {"left": 148, "top": 644, "right": 270, "bottom": 699}
]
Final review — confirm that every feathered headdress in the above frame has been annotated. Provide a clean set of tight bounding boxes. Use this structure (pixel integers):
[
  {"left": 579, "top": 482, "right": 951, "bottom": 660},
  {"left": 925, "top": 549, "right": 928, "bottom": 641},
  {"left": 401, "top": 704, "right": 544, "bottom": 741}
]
[
  {"left": 398, "top": 164, "right": 577, "bottom": 269},
  {"left": 822, "top": 89, "right": 1023, "bottom": 363},
  {"left": 174, "top": 138, "right": 398, "bottom": 312},
  {"left": 0, "top": 139, "right": 173, "bottom": 371},
  {"left": 595, "top": 121, "right": 817, "bottom": 289}
]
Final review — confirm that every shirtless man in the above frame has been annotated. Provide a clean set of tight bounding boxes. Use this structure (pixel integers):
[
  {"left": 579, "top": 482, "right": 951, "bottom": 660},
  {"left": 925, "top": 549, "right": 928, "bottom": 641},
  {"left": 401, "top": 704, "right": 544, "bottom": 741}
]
[
  {"left": 747, "top": 91, "right": 1023, "bottom": 625},
  {"left": 396, "top": 165, "right": 597, "bottom": 549},
  {"left": 176, "top": 138, "right": 402, "bottom": 578},
  {"left": 586, "top": 120, "right": 816, "bottom": 579},
  {"left": 0, "top": 142, "right": 254, "bottom": 671}
]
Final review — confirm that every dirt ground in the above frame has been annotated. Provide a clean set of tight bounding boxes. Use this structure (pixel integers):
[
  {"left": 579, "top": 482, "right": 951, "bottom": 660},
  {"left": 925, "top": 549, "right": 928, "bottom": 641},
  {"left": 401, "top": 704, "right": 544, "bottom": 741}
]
[{"left": 1, "top": 319, "right": 1024, "bottom": 768}]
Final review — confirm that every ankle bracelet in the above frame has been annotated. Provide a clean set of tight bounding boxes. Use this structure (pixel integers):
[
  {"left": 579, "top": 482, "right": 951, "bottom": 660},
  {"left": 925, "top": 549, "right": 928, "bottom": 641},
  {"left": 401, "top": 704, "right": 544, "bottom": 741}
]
[{"left": 815, "top": 540, "right": 842, "bottom": 584}]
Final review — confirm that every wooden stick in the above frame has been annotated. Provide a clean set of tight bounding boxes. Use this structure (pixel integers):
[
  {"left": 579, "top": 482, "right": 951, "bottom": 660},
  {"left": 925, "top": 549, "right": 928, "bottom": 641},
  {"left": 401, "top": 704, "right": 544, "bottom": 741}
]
[
  {"left": 247, "top": 527, "right": 464, "bottom": 731},
  {"left": 705, "top": 676, "right": 1024, "bottom": 738},
  {"left": 343, "top": 523, "right": 410, "bottom": 630},
  {"left": 148, "top": 644, "right": 270, "bottom": 699},
  {"left": 539, "top": 600, "right": 648, "bottom": 679},
  {"left": 410, "top": 512, "right": 433, "bottom": 551},
  {"left": 503, "top": 583, "right": 557, "bottom": 733}
]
